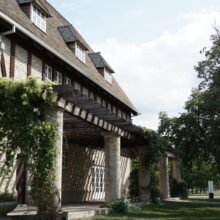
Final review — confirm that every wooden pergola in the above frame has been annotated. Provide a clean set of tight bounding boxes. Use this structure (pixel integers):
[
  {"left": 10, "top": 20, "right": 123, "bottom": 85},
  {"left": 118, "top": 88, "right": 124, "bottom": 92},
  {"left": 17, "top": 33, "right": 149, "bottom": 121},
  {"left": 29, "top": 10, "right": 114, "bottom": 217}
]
[{"left": 50, "top": 85, "right": 181, "bottom": 208}]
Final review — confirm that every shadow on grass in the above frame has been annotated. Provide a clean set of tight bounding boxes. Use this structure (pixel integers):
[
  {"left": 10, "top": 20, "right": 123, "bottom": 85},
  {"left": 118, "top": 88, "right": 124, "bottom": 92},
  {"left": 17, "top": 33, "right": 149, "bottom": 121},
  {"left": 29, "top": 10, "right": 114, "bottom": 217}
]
[{"left": 92, "top": 202, "right": 220, "bottom": 220}]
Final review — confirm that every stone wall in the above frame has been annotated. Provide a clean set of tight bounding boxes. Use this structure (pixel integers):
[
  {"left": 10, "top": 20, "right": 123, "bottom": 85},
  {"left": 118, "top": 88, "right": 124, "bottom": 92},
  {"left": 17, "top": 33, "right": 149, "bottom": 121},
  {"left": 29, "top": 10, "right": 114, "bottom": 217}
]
[{"left": 62, "top": 143, "right": 131, "bottom": 203}]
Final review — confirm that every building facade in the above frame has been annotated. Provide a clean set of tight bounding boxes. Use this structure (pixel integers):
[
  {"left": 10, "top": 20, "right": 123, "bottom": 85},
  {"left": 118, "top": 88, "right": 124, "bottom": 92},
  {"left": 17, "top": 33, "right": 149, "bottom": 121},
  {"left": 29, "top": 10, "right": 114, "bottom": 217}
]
[{"left": 0, "top": 0, "right": 142, "bottom": 204}]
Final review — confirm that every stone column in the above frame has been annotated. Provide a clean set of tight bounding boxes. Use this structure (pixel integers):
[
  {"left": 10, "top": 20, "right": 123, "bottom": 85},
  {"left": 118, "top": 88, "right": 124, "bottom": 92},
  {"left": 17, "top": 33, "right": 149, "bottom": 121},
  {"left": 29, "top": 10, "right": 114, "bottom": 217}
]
[
  {"left": 172, "top": 159, "right": 181, "bottom": 182},
  {"left": 47, "top": 108, "right": 64, "bottom": 210},
  {"left": 138, "top": 146, "right": 151, "bottom": 202},
  {"left": 159, "top": 156, "right": 170, "bottom": 200},
  {"left": 102, "top": 132, "right": 121, "bottom": 203}
]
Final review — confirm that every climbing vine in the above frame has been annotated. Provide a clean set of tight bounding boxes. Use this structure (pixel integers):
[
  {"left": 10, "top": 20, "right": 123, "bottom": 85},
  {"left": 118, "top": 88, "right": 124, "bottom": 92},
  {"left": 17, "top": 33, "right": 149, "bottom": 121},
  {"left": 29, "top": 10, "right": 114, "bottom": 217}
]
[
  {"left": 142, "top": 128, "right": 169, "bottom": 200},
  {"left": 130, "top": 128, "right": 169, "bottom": 201},
  {"left": 0, "top": 77, "right": 58, "bottom": 219}
]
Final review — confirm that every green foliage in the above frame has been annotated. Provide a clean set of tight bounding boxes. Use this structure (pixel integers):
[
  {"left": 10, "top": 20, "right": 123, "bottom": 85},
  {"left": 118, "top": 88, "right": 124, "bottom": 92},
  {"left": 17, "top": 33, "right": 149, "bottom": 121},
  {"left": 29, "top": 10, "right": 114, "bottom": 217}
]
[
  {"left": 158, "top": 29, "right": 220, "bottom": 190},
  {"left": 141, "top": 128, "right": 169, "bottom": 167},
  {"left": 129, "top": 128, "right": 168, "bottom": 201},
  {"left": 182, "top": 158, "right": 220, "bottom": 190},
  {"left": 148, "top": 167, "right": 160, "bottom": 202},
  {"left": 129, "top": 160, "right": 139, "bottom": 200},
  {"left": 170, "top": 179, "right": 188, "bottom": 199},
  {"left": 0, "top": 193, "right": 15, "bottom": 202},
  {"left": 105, "top": 196, "right": 131, "bottom": 214},
  {"left": 0, "top": 77, "right": 58, "bottom": 218}
]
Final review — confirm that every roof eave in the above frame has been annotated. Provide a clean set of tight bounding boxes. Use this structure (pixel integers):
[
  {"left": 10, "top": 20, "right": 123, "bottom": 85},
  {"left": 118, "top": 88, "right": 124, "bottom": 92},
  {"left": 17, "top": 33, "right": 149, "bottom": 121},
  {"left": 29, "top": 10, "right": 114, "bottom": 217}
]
[{"left": 0, "top": 10, "right": 139, "bottom": 115}]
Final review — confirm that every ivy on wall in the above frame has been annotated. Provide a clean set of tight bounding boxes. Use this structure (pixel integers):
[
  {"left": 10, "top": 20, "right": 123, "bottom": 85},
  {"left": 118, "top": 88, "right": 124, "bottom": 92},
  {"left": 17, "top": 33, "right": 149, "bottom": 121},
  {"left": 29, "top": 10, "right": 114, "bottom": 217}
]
[
  {"left": 0, "top": 77, "right": 59, "bottom": 219},
  {"left": 130, "top": 128, "right": 169, "bottom": 201}
]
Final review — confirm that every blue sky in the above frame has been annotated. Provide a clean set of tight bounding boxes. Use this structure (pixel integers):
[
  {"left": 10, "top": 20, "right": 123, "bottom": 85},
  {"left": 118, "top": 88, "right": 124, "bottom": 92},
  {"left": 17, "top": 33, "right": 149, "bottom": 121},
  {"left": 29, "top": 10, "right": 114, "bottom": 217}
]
[
  {"left": 49, "top": 0, "right": 220, "bottom": 130},
  {"left": 49, "top": 0, "right": 220, "bottom": 44}
]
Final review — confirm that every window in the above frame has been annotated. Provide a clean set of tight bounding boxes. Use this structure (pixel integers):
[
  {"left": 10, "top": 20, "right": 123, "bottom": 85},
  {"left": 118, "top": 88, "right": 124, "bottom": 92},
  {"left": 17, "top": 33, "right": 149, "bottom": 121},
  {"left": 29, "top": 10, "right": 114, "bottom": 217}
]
[
  {"left": 31, "top": 5, "right": 46, "bottom": 32},
  {"left": 104, "top": 69, "right": 112, "bottom": 84},
  {"left": 45, "top": 65, "right": 52, "bottom": 81},
  {"left": 56, "top": 71, "right": 63, "bottom": 85},
  {"left": 75, "top": 43, "right": 86, "bottom": 63},
  {"left": 65, "top": 77, "right": 71, "bottom": 85},
  {"left": 91, "top": 166, "right": 105, "bottom": 200}
]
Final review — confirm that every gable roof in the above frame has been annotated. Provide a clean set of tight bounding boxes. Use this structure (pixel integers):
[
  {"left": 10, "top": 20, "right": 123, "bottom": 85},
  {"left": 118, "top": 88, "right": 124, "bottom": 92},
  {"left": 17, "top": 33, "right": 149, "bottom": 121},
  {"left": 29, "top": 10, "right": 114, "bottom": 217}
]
[
  {"left": 89, "top": 52, "right": 114, "bottom": 73},
  {"left": 0, "top": 0, "right": 138, "bottom": 114}
]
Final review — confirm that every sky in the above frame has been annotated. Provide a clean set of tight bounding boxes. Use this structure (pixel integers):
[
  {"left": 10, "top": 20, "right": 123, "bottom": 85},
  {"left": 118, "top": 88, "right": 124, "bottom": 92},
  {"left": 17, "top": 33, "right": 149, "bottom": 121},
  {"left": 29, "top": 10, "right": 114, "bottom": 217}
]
[{"left": 49, "top": 0, "right": 220, "bottom": 130}]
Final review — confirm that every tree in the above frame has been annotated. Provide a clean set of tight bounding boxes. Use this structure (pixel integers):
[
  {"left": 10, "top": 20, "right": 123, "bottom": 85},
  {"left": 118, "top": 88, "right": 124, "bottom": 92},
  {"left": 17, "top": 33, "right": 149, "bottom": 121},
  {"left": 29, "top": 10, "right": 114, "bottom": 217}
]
[{"left": 158, "top": 29, "right": 220, "bottom": 188}]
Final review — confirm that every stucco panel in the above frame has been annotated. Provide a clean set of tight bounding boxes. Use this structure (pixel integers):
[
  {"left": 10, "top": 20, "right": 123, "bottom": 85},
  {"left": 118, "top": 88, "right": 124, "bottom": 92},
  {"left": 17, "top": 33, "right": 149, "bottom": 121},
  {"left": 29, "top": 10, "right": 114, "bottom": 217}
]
[
  {"left": 1, "top": 36, "right": 11, "bottom": 78},
  {"left": 32, "top": 55, "right": 42, "bottom": 79},
  {"left": 15, "top": 45, "right": 28, "bottom": 80}
]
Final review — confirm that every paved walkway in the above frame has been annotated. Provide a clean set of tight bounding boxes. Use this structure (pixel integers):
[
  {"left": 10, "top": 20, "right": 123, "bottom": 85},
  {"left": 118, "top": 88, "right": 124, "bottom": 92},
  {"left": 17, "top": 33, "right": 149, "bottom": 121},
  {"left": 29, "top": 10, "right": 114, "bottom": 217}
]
[{"left": 7, "top": 202, "right": 110, "bottom": 220}]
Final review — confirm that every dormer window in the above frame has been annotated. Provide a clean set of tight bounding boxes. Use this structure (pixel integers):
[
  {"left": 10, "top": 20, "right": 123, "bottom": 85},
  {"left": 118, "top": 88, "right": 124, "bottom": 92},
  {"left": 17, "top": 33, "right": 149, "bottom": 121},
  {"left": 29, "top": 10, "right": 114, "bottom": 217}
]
[
  {"left": 75, "top": 43, "right": 86, "bottom": 63},
  {"left": 104, "top": 68, "right": 112, "bottom": 84},
  {"left": 89, "top": 52, "right": 114, "bottom": 85},
  {"left": 18, "top": 0, "right": 51, "bottom": 32},
  {"left": 31, "top": 5, "right": 46, "bottom": 32},
  {"left": 58, "top": 25, "right": 89, "bottom": 64}
]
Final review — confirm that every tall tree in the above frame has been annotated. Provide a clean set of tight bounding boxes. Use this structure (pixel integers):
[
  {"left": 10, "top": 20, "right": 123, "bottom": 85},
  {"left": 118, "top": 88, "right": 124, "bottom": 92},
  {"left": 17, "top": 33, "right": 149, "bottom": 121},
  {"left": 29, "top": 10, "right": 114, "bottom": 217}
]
[{"left": 158, "top": 29, "right": 220, "bottom": 172}]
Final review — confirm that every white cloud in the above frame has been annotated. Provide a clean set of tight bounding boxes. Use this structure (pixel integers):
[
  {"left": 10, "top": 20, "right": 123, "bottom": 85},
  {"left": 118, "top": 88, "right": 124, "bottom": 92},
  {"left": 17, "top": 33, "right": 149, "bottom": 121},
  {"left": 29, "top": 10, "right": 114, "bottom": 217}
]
[{"left": 91, "top": 10, "right": 220, "bottom": 130}]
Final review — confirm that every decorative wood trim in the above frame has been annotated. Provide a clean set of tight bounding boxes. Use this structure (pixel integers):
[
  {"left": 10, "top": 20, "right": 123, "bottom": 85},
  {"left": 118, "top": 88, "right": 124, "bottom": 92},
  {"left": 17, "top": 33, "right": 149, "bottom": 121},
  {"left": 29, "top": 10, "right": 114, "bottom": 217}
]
[
  {"left": 9, "top": 41, "right": 15, "bottom": 78},
  {"left": 52, "top": 67, "right": 56, "bottom": 82},
  {"left": 27, "top": 51, "right": 32, "bottom": 77},
  {"left": 42, "top": 60, "right": 45, "bottom": 81},
  {"left": 1, "top": 52, "right": 7, "bottom": 77}
]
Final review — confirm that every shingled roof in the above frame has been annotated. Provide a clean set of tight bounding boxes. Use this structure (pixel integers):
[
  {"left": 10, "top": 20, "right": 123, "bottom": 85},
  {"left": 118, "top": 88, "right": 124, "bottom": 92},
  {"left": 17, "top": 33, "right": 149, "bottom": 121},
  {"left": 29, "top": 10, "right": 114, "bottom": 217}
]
[
  {"left": 89, "top": 52, "right": 114, "bottom": 73},
  {"left": 58, "top": 25, "right": 89, "bottom": 50},
  {"left": 0, "top": 0, "right": 138, "bottom": 114}
]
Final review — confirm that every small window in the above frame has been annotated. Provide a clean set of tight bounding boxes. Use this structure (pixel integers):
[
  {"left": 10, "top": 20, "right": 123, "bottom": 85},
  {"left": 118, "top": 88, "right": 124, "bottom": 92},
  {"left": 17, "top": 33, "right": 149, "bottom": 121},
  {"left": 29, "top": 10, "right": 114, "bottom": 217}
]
[
  {"left": 65, "top": 77, "right": 71, "bottom": 85},
  {"left": 56, "top": 71, "right": 63, "bottom": 85},
  {"left": 104, "top": 69, "right": 112, "bottom": 84},
  {"left": 31, "top": 5, "right": 46, "bottom": 32},
  {"left": 45, "top": 65, "right": 52, "bottom": 81},
  {"left": 75, "top": 43, "right": 86, "bottom": 63}
]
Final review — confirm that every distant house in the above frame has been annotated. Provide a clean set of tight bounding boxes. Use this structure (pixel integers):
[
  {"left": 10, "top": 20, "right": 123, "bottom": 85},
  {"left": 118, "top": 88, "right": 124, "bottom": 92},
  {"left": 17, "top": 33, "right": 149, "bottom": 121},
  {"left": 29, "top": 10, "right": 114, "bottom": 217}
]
[{"left": 0, "top": 0, "right": 180, "bottom": 207}]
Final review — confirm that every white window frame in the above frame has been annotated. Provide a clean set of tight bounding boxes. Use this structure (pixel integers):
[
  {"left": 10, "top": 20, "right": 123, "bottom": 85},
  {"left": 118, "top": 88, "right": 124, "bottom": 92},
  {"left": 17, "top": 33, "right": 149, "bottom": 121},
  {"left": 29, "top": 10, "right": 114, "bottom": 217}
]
[
  {"left": 75, "top": 43, "right": 86, "bottom": 63},
  {"left": 30, "top": 4, "right": 46, "bottom": 32},
  {"left": 65, "top": 77, "right": 71, "bottom": 85},
  {"left": 56, "top": 71, "right": 63, "bottom": 85},
  {"left": 104, "top": 68, "right": 112, "bottom": 84},
  {"left": 45, "top": 64, "right": 52, "bottom": 81},
  {"left": 91, "top": 166, "right": 105, "bottom": 200}
]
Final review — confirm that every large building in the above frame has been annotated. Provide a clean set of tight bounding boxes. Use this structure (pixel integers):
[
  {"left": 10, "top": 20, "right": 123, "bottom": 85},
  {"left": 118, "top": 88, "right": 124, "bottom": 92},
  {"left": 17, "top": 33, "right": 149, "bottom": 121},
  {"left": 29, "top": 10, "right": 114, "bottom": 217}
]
[
  {"left": 0, "top": 0, "right": 143, "bottom": 204},
  {"left": 0, "top": 0, "right": 180, "bottom": 208}
]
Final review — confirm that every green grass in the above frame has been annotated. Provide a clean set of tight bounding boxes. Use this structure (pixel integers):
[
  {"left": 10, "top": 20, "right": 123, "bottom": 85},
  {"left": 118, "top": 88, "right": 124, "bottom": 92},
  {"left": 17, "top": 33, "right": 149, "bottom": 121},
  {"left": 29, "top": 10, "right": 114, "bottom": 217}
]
[
  {"left": 82, "top": 202, "right": 220, "bottom": 220},
  {"left": 186, "top": 198, "right": 220, "bottom": 202},
  {"left": 189, "top": 190, "right": 220, "bottom": 197}
]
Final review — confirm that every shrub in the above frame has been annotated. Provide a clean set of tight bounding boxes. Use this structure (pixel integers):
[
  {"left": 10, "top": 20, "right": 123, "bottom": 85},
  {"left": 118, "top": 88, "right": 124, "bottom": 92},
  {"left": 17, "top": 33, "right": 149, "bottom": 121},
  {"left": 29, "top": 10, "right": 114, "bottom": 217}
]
[
  {"left": 0, "top": 193, "right": 16, "bottom": 202},
  {"left": 105, "top": 196, "right": 131, "bottom": 214},
  {"left": 170, "top": 178, "right": 188, "bottom": 198}
]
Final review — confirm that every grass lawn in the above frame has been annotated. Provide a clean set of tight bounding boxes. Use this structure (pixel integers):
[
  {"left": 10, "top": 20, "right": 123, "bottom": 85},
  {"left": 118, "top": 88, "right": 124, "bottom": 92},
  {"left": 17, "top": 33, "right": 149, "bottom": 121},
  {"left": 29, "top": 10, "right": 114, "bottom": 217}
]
[
  {"left": 82, "top": 202, "right": 220, "bottom": 220},
  {"left": 186, "top": 198, "right": 220, "bottom": 202},
  {"left": 189, "top": 190, "right": 220, "bottom": 197}
]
